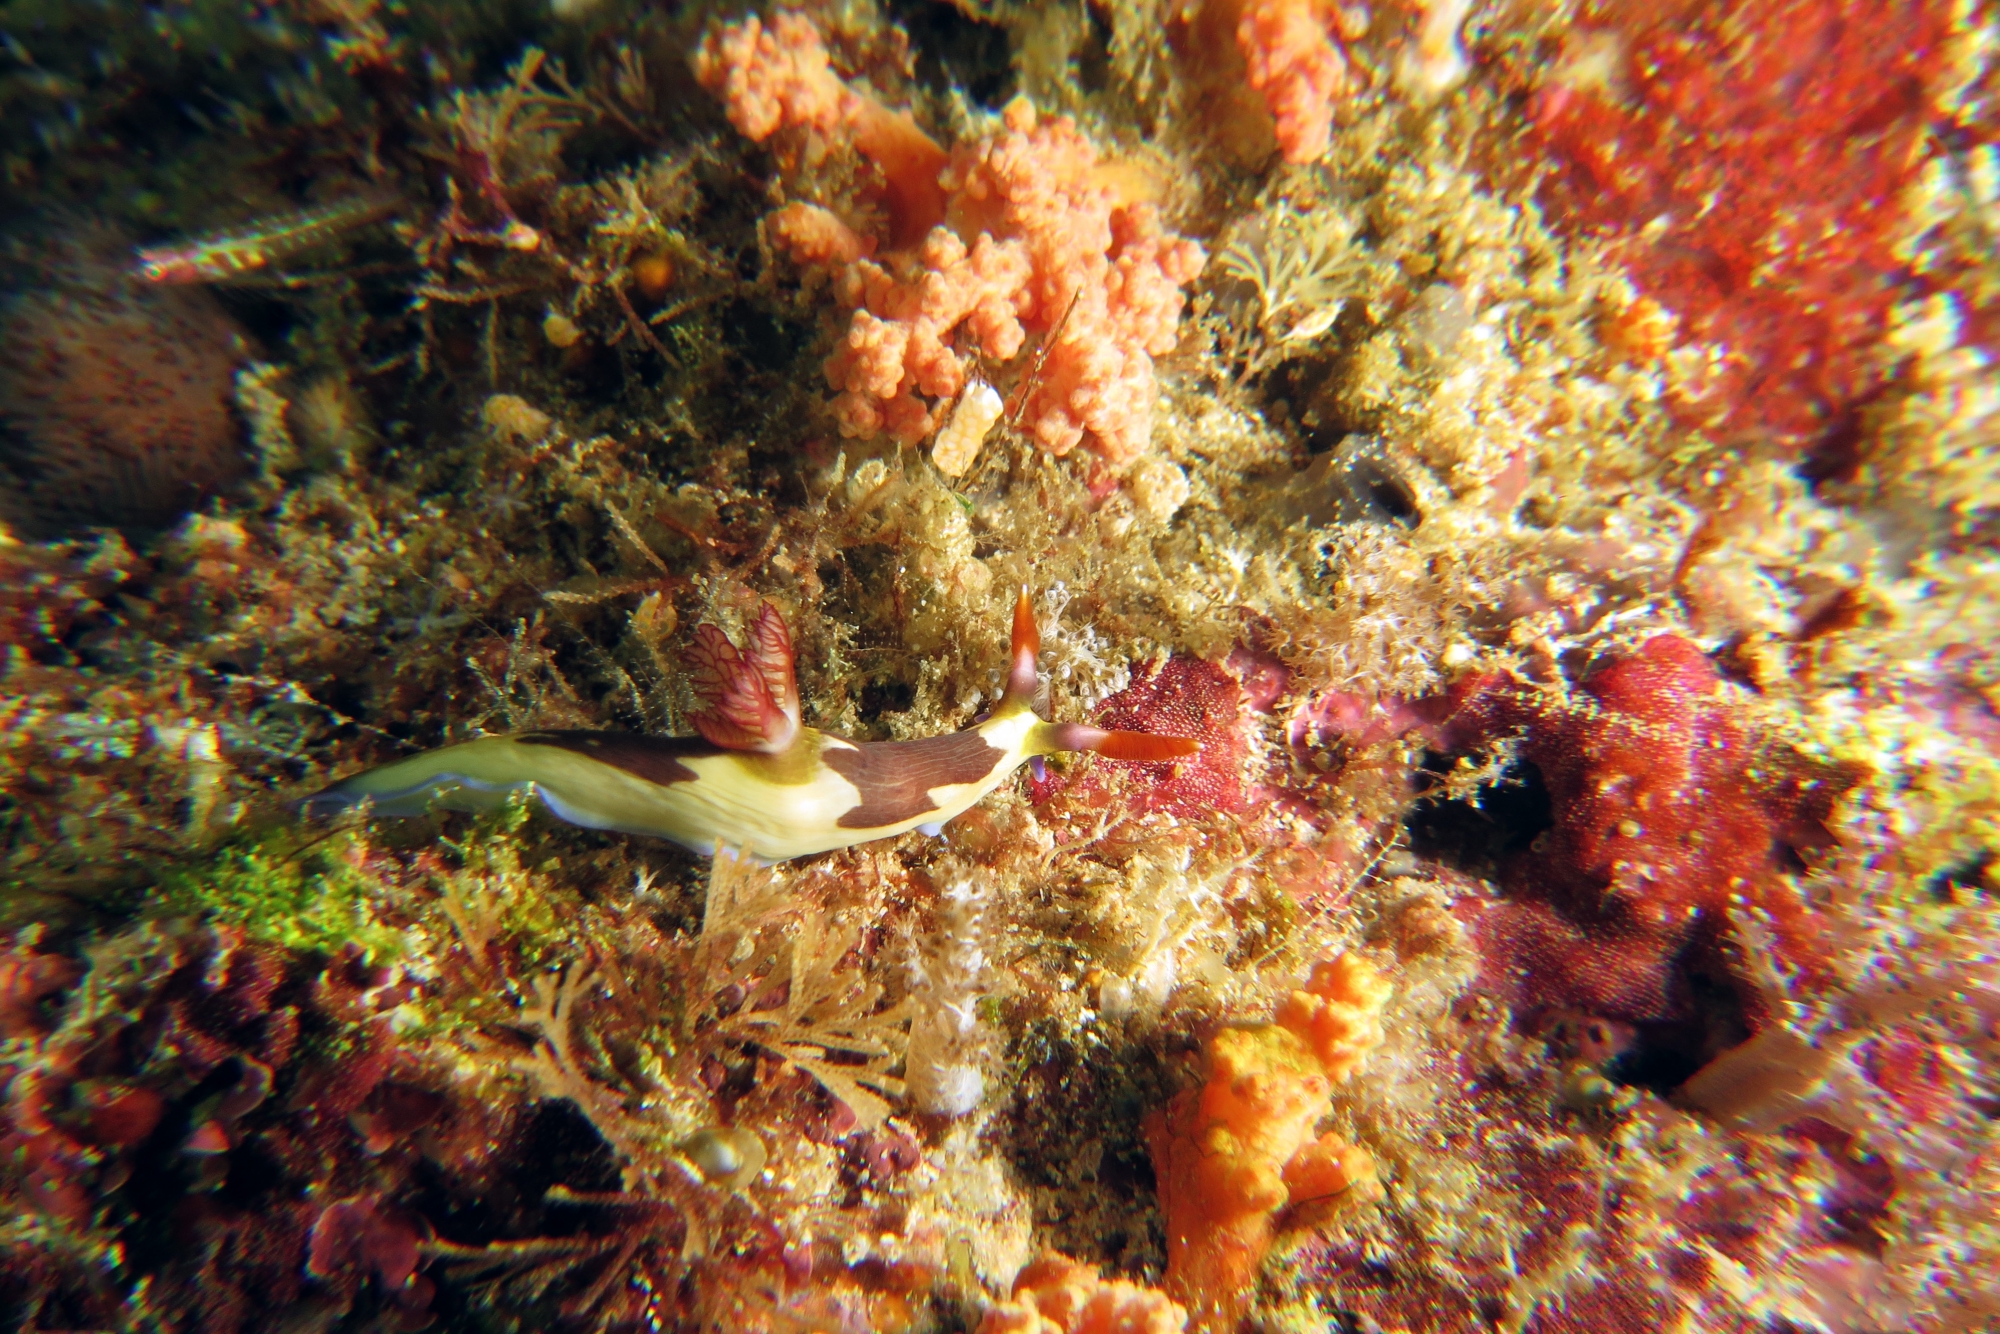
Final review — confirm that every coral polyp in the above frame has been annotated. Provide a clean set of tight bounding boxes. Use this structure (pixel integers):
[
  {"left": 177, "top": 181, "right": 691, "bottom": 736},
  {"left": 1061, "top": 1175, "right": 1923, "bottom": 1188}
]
[{"left": 2, "top": 0, "right": 1995, "bottom": 1330}]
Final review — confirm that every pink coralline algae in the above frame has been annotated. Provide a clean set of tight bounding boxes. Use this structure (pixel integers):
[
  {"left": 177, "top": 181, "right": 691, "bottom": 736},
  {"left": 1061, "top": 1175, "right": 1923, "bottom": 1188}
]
[
  {"left": 307, "top": 1194, "right": 434, "bottom": 1323},
  {"left": 0, "top": 925, "right": 456, "bottom": 1332},
  {"left": 1316, "top": 636, "right": 1860, "bottom": 1027},
  {"left": 1460, "top": 637, "right": 1858, "bottom": 1012}
]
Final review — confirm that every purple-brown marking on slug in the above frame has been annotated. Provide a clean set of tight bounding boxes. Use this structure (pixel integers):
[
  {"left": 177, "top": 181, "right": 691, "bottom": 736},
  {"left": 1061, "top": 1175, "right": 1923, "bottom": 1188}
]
[
  {"left": 517, "top": 731, "right": 721, "bottom": 786},
  {"left": 824, "top": 730, "right": 1008, "bottom": 828}
]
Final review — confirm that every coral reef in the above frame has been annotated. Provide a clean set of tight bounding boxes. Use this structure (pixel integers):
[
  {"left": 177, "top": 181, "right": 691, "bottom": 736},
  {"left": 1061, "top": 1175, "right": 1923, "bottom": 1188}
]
[{"left": 2, "top": 0, "right": 1996, "bottom": 1331}]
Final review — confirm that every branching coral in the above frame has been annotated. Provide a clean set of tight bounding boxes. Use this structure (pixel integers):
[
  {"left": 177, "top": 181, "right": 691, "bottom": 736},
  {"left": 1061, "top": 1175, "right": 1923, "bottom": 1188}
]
[{"left": 1146, "top": 953, "right": 1391, "bottom": 1331}]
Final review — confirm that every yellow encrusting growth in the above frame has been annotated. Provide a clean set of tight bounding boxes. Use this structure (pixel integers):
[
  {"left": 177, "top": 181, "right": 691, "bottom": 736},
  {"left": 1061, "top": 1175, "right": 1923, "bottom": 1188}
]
[{"left": 1146, "top": 954, "right": 1392, "bottom": 1332}]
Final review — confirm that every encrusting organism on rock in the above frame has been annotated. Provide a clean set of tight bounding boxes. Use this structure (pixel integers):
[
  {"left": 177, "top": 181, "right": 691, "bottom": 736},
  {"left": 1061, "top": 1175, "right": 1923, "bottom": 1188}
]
[
  {"left": 1436, "top": 634, "right": 1864, "bottom": 1022},
  {"left": 1515, "top": 0, "right": 1956, "bottom": 448},
  {"left": 310, "top": 590, "right": 1198, "bottom": 861},
  {"left": 1147, "top": 953, "right": 1391, "bottom": 1332},
  {"left": 1233, "top": 0, "right": 1368, "bottom": 164},
  {"left": 693, "top": 12, "right": 947, "bottom": 246},
  {"left": 979, "top": 1253, "right": 1189, "bottom": 1333},
  {"left": 695, "top": 12, "right": 1206, "bottom": 463}
]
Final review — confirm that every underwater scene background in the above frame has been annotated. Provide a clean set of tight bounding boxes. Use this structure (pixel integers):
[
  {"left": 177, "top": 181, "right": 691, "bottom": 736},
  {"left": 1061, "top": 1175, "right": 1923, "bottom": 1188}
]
[{"left": 2, "top": 0, "right": 1997, "bottom": 1330}]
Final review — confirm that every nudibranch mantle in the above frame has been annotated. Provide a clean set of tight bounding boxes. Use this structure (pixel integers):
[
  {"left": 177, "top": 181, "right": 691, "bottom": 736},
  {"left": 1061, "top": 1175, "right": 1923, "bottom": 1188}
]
[{"left": 307, "top": 591, "right": 1198, "bottom": 861}]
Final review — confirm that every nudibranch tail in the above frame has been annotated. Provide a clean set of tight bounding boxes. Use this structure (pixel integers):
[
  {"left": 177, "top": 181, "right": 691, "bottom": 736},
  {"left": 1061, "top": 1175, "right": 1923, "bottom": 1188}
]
[
  {"left": 1002, "top": 586, "right": 1041, "bottom": 709},
  {"left": 301, "top": 732, "right": 722, "bottom": 835},
  {"left": 684, "top": 601, "right": 800, "bottom": 753}
]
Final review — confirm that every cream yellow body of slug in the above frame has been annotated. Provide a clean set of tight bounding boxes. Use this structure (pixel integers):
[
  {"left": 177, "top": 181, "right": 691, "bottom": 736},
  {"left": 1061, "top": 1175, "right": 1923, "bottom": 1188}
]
[
  {"left": 309, "top": 710, "right": 1046, "bottom": 862},
  {"left": 309, "top": 591, "right": 1196, "bottom": 861}
]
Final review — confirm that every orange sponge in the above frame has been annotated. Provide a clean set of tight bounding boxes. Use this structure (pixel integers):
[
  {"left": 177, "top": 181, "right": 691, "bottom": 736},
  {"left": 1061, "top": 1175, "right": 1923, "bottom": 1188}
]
[
  {"left": 978, "top": 1254, "right": 1187, "bottom": 1334},
  {"left": 1146, "top": 955, "right": 1390, "bottom": 1331}
]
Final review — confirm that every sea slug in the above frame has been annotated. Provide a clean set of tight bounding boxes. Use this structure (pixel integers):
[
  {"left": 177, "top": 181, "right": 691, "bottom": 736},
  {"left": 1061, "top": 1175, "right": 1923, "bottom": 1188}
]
[{"left": 308, "top": 590, "right": 1199, "bottom": 861}]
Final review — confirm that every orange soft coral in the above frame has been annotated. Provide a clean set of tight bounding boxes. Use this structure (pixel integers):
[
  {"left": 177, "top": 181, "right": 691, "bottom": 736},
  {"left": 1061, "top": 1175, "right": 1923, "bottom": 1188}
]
[
  {"left": 1234, "top": 0, "right": 1363, "bottom": 163},
  {"left": 978, "top": 1254, "right": 1188, "bottom": 1334},
  {"left": 767, "top": 202, "right": 873, "bottom": 268},
  {"left": 1146, "top": 955, "right": 1390, "bottom": 1331},
  {"left": 692, "top": 13, "right": 946, "bottom": 246},
  {"left": 695, "top": 13, "right": 1206, "bottom": 466},
  {"left": 826, "top": 98, "right": 1206, "bottom": 462}
]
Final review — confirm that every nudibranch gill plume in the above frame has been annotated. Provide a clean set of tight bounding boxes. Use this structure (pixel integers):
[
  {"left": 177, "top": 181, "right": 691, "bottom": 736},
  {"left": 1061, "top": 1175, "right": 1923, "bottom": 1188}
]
[{"left": 307, "top": 590, "right": 1200, "bottom": 861}]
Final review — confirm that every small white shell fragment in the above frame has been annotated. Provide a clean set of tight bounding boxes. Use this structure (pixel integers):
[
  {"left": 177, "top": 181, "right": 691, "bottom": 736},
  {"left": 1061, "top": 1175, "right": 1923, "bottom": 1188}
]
[
  {"left": 676, "top": 1127, "right": 767, "bottom": 1189},
  {"left": 931, "top": 380, "right": 1004, "bottom": 478}
]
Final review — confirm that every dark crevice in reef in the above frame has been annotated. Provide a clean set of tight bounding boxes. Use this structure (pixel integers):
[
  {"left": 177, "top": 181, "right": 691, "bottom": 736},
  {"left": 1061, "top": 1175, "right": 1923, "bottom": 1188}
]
[
  {"left": 1001, "top": 1020, "right": 1171, "bottom": 1282},
  {"left": 886, "top": 0, "right": 1015, "bottom": 110},
  {"left": 1405, "top": 755, "right": 1553, "bottom": 879},
  {"left": 1607, "top": 951, "right": 1757, "bottom": 1097}
]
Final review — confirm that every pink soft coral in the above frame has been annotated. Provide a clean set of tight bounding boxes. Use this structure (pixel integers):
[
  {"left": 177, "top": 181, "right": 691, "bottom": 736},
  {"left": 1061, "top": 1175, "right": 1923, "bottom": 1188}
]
[
  {"left": 767, "top": 202, "right": 873, "bottom": 267},
  {"left": 695, "top": 16, "right": 1206, "bottom": 465},
  {"left": 827, "top": 224, "right": 1037, "bottom": 443},
  {"left": 693, "top": 13, "right": 947, "bottom": 246},
  {"left": 1235, "top": 0, "right": 1362, "bottom": 163},
  {"left": 825, "top": 97, "right": 1205, "bottom": 463}
]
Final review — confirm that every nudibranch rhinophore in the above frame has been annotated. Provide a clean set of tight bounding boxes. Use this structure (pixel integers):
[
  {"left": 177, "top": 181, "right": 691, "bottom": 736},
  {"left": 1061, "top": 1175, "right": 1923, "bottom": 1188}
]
[{"left": 306, "top": 590, "right": 1199, "bottom": 861}]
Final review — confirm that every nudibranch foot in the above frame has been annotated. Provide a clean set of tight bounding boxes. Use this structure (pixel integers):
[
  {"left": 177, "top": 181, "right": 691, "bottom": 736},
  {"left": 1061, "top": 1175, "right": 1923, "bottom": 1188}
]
[{"left": 308, "top": 590, "right": 1199, "bottom": 862}]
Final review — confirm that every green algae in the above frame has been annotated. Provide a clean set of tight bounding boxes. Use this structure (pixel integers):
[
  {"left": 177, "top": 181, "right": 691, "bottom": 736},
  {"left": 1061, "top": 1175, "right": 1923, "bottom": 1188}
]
[{"left": 151, "top": 827, "right": 411, "bottom": 961}]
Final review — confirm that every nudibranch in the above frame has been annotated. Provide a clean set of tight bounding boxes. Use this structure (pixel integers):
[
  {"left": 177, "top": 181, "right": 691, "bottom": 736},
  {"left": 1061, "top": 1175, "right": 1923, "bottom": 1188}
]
[{"left": 307, "top": 591, "right": 1199, "bottom": 861}]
